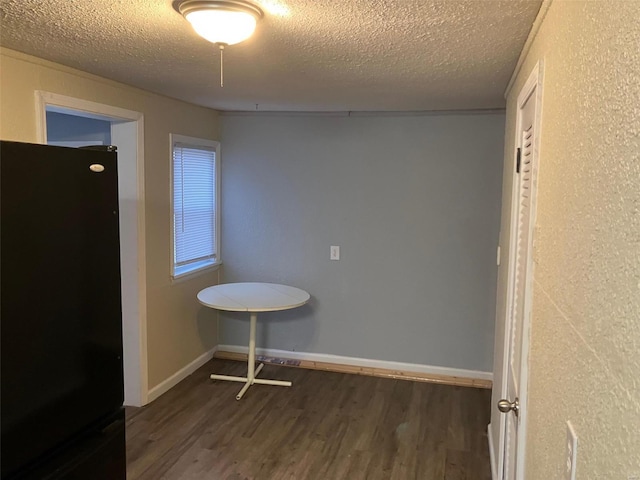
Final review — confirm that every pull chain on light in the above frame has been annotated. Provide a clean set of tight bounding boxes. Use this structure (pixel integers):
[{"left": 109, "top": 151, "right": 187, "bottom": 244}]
[{"left": 217, "top": 43, "right": 225, "bottom": 87}]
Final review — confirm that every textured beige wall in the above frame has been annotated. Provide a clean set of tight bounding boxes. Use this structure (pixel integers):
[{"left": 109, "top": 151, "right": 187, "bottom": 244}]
[
  {"left": 0, "top": 48, "right": 220, "bottom": 390},
  {"left": 496, "top": 1, "right": 640, "bottom": 478}
]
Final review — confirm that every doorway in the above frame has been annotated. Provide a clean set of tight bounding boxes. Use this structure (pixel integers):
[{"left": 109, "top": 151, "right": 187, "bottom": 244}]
[
  {"left": 35, "top": 91, "right": 148, "bottom": 407},
  {"left": 46, "top": 111, "right": 111, "bottom": 147}
]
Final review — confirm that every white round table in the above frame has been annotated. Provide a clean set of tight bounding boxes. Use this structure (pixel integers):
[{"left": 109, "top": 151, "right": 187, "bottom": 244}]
[{"left": 197, "top": 282, "right": 310, "bottom": 400}]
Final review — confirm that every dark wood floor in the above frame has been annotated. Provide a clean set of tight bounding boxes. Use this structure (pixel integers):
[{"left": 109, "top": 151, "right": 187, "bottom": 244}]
[{"left": 126, "top": 359, "right": 492, "bottom": 480}]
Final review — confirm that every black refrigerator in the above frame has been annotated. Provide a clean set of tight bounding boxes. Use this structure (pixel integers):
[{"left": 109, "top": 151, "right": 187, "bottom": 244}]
[{"left": 1, "top": 141, "right": 126, "bottom": 479}]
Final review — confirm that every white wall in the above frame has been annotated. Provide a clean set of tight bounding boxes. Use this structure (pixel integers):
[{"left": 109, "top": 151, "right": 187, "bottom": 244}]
[
  {"left": 220, "top": 112, "right": 505, "bottom": 372},
  {"left": 493, "top": 0, "right": 640, "bottom": 477}
]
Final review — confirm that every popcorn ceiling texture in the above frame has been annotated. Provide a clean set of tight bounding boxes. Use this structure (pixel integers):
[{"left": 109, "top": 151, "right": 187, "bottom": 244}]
[
  {"left": 0, "top": 0, "right": 541, "bottom": 111},
  {"left": 498, "top": 0, "right": 640, "bottom": 477}
]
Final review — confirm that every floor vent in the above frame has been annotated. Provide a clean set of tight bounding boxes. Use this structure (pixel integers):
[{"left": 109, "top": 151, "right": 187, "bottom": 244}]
[{"left": 257, "top": 355, "right": 301, "bottom": 367}]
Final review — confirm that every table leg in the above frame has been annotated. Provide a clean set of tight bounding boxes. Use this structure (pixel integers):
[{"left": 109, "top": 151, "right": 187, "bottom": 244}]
[
  {"left": 247, "top": 312, "right": 257, "bottom": 381},
  {"left": 235, "top": 379, "right": 252, "bottom": 400},
  {"left": 235, "top": 312, "right": 258, "bottom": 400},
  {"left": 210, "top": 311, "right": 292, "bottom": 400}
]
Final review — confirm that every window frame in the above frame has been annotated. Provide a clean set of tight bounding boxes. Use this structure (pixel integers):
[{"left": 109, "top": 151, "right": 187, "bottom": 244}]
[{"left": 169, "top": 133, "right": 221, "bottom": 280}]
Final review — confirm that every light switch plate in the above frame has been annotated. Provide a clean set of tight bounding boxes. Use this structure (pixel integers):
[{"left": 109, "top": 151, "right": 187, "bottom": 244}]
[
  {"left": 330, "top": 246, "right": 340, "bottom": 260},
  {"left": 565, "top": 421, "right": 578, "bottom": 480}
]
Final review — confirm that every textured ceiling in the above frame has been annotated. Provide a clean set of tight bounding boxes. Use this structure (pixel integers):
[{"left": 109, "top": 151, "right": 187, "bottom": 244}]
[{"left": 0, "top": 0, "right": 542, "bottom": 111}]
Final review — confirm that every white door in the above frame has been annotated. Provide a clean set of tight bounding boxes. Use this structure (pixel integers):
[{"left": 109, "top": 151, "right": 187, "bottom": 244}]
[
  {"left": 495, "top": 62, "right": 542, "bottom": 480},
  {"left": 502, "top": 91, "right": 535, "bottom": 478}
]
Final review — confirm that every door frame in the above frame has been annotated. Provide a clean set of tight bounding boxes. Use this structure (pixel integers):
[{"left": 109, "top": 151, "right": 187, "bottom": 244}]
[
  {"left": 35, "top": 91, "right": 149, "bottom": 407},
  {"left": 494, "top": 60, "right": 544, "bottom": 479}
]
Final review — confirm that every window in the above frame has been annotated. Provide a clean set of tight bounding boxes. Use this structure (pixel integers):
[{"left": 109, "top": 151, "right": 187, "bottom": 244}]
[{"left": 170, "top": 134, "right": 220, "bottom": 279}]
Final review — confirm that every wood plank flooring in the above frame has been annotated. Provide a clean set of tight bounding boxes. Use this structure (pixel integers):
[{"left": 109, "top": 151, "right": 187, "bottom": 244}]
[{"left": 126, "top": 359, "right": 492, "bottom": 480}]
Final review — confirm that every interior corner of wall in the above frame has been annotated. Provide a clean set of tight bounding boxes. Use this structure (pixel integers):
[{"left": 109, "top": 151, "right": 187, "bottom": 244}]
[{"left": 504, "top": 0, "right": 553, "bottom": 100}]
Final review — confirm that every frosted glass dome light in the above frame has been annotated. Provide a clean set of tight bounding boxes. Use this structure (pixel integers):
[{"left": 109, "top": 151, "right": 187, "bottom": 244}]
[{"left": 177, "top": 0, "right": 263, "bottom": 46}]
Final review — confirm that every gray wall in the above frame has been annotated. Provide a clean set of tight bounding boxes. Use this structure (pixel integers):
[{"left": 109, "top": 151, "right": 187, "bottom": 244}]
[
  {"left": 220, "top": 113, "right": 504, "bottom": 372},
  {"left": 46, "top": 111, "right": 111, "bottom": 144}
]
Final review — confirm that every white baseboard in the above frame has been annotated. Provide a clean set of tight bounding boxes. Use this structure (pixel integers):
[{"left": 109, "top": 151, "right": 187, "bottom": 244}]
[
  {"left": 488, "top": 423, "right": 498, "bottom": 480},
  {"left": 216, "top": 344, "right": 492, "bottom": 382},
  {"left": 147, "top": 347, "right": 217, "bottom": 403}
]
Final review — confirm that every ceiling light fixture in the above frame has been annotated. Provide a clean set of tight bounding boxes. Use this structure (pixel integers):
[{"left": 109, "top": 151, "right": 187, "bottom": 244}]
[{"left": 176, "top": 0, "right": 263, "bottom": 87}]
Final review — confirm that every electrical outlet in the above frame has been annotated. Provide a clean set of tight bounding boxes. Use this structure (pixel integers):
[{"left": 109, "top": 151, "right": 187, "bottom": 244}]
[
  {"left": 330, "top": 246, "right": 340, "bottom": 260},
  {"left": 565, "top": 421, "right": 578, "bottom": 480}
]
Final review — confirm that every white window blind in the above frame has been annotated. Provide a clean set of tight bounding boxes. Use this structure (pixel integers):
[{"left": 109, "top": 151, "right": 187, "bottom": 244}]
[{"left": 172, "top": 141, "right": 217, "bottom": 276}]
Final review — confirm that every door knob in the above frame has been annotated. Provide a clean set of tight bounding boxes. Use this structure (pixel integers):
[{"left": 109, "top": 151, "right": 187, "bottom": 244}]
[{"left": 498, "top": 398, "right": 520, "bottom": 417}]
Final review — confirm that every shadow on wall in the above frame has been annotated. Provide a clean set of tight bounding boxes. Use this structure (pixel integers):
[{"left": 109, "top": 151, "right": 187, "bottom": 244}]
[
  {"left": 219, "top": 302, "right": 316, "bottom": 353},
  {"left": 196, "top": 306, "right": 220, "bottom": 351}
]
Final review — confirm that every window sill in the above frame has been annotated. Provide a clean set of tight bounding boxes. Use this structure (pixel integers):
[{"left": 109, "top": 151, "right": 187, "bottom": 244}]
[{"left": 172, "top": 260, "right": 221, "bottom": 283}]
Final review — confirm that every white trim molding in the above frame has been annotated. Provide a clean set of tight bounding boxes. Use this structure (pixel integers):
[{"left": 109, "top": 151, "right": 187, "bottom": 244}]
[
  {"left": 147, "top": 347, "right": 218, "bottom": 403},
  {"left": 35, "top": 91, "right": 145, "bottom": 143},
  {"left": 504, "top": 0, "right": 552, "bottom": 98},
  {"left": 216, "top": 345, "right": 492, "bottom": 385}
]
